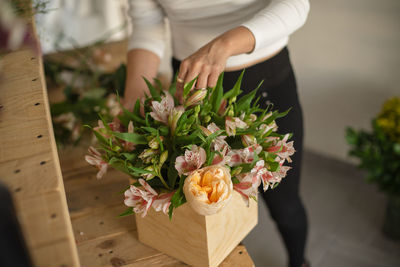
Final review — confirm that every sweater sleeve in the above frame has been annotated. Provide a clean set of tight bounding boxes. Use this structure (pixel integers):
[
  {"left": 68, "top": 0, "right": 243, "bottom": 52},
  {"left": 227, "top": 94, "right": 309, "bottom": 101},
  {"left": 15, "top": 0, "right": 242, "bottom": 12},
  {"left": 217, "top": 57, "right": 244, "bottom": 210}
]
[
  {"left": 241, "top": 0, "right": 310, "bottom": 52},
  {"left": 127, "top": 0, "right": 166, "bottom": 59}
]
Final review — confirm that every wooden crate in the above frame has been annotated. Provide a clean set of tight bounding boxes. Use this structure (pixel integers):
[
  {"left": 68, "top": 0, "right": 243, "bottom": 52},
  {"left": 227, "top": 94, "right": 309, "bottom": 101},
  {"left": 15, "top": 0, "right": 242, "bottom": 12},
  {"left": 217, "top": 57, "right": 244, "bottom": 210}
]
[{"left": 135, "top": 191, "right": 258, "bottom": 267}]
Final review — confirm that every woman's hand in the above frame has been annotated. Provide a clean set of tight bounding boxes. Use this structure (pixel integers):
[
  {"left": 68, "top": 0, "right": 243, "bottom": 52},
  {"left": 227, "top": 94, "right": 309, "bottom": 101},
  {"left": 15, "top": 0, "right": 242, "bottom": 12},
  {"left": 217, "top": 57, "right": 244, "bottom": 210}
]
[{"left": 176, "top": 26, "right": 256, "bottom": 97}]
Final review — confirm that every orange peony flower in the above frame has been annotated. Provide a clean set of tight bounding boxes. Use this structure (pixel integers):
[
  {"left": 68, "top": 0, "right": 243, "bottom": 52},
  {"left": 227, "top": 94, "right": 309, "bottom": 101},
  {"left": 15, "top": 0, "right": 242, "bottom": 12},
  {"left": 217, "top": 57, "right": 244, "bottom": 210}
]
[{"left": 183, "top": 165, "right": 233, "bottom": 216}]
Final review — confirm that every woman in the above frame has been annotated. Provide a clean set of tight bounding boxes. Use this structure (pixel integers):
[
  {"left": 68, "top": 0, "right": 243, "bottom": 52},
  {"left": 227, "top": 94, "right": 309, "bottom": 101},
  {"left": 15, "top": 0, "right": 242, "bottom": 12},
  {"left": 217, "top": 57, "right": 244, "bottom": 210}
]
[{"left": 123, "top": 1, "right": 310, "bottom": 266}]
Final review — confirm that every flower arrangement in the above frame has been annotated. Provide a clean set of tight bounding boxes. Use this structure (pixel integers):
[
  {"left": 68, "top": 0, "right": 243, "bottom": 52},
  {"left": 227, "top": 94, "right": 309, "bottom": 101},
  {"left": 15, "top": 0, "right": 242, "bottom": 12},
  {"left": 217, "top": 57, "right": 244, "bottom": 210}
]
[
  {"left": 86, "top": 72, "right": 295, "bottom": 218},
  {"left": 346, "top": 97, "right": 400, "bottom": 196}
]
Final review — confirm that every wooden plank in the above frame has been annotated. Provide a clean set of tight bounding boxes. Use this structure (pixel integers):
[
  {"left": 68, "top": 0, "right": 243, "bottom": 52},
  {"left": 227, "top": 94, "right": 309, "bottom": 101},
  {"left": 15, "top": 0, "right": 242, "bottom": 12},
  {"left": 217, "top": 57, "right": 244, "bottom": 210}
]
[
  {"left": 76, "top": 230, "right": 162, "bottom": 267},
  {"left": 64, "top": 168, "right": 130, "bottom": 217},
  {"left": 0, "top": 45, "right": 80, "bottom": 266},
  {"left": 72, "top": 204, "right": 135, "bottom": 244},
  {"left": 220, "top": 245, "right": 255, "bottom": 267}
]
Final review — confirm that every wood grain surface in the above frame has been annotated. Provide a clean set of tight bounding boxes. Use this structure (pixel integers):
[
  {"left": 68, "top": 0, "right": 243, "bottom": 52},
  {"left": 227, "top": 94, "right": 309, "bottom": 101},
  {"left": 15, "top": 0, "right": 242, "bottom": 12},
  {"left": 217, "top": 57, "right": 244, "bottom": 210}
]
[{"left": 0, "top": 48, "right": 80, "bottom": 266}]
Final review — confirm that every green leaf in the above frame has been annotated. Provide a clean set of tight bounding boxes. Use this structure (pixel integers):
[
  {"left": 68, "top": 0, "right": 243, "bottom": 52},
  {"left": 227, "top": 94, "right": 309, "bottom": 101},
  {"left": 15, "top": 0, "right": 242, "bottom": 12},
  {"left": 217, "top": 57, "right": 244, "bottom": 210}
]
[
  {"left": 183, "top": 76, "right": 197, "bottom": 98},
  {"left": 235, "top": 80, "right": 262, "bottom": 113},
  {"left": 121, "top": 152, "right": 136, "bottom": 161},
  {"left": 143, "top": 76, "right": 161, "bottom": 101},
  {"left": 118, "top": 207, "right": 134, "bottom": 217},
  {"left": 141, "top": 126, "right": 158, "bottom": 135},
  {"left": 113, "top": 132, "right": 147, "bottom": 144},
  {"left": 223, "top": 70, "right": 244, "bottom": 100},
  {"left": 109, "top": 157, "right": 132, "bottom": 175},
  {"left": 268, "top": 161, "right": 280, "bottom": 172},
  {"left": 232, "top": 176, "right": 240, "bottom": 184},
  {"left": 92, "top": 129, "right": 109, "bottom": 146},
  {"left": 210, "top": 73, "right": 224, "bottom": 113}
]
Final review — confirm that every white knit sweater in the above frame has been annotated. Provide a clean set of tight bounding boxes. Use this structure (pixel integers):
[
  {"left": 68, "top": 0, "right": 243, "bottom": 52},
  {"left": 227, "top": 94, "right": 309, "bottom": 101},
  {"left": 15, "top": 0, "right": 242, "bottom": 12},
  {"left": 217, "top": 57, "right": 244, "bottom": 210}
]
[{"left": 128, "top": 0, "right": 310, "bottom": 68}]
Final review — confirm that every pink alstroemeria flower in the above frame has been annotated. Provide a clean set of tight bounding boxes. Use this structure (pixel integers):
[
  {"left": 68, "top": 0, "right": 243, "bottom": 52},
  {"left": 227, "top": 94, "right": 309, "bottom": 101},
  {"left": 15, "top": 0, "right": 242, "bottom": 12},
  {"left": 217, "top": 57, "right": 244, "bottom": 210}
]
[
  {"left": 93, "top": 119, "right": 121, "bottom": 138},
  {"left": 175, "top": 145, "right": 206, "bottom": 176},
  {"left": 124, "top": 179, "right": 158, "bottom": 217},
  {"left": 124, "top": 179, "right": 173, "bottom": 217},
  {"left": 233, "top": 171, "right": 261, "bottom": 207},
  {"left": 152, "top": 192, "right": 174, "bottom": 214},
  {"left": 228, "top": 144, "right": 262, "bottom": 167},
  {"left": 150, "top": 91, "right": 174, "bottom": 124},
  {"left": 225, "top": 117, "right": 248, "bottom": 136},
  {"left": 85, "top": 146, "right": 108, "bottom": 179},
  {"left": 267, "top": 134, "right": 295, "bottom": 163}
]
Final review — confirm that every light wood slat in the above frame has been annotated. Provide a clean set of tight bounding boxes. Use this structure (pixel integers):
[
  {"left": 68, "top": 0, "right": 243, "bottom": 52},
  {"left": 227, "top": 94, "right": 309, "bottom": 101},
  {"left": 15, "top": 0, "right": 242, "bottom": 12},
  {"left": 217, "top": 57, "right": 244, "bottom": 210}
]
[
  {"left": 72, "top": 204, "right": 135, "bottom": 244},
  {"left": 64, "top": 169, "right": 129, "bottom": 217},
  {"left": 0, "top": 47, "right": 80, "bottom": 265},
  {"left": 76, "top": 230, "right": 162, "bottom": 267},
  {"left": 219, "top": 245, "right": 255, "bottom": 267}
]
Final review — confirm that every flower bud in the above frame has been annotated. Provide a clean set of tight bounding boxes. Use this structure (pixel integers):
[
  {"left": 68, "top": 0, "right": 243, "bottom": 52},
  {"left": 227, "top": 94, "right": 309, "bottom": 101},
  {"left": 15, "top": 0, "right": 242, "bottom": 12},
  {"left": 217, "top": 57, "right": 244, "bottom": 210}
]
[
  {"left": 231, "top": 166, "right": 242, "bottom": 176},
  {"left": 242, "top": 134, "right": 257, "bottom": 147},
  {"left": 160, "top": 150, "right": 168, "bottom": 165},
  {"left": 149, "top": 137, "right": 159, "bottom": 149},
  {"left": 139, "top": 149, "right": 158, "bottom": 160},
  {"left": 168, "top": 106, "right": 185, "bottom": 135},
  {"left": 199, "top": 125, "right": 212, "bottom": 136},
  {"left": 204, "top": 115, "right": 211, "bottom": 123},
  {"left": 194, "top": 105, "right": 201, "bottom": 114},
  {"left": 185, "top": 89, "right": 207, "bottom": 107},
  {"left": 142, "top": 166, "right": 155, "bottom": 180},
  {"left": 227, "top": 108, "right": 234, "bottom": 117}
]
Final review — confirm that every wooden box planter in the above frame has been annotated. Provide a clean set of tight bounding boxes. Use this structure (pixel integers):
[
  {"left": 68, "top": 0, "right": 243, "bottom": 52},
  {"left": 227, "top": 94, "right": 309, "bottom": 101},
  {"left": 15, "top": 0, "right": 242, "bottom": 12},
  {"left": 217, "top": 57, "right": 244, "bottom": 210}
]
[{"left": 135, "top": 191, "right": 258, "bottom": 267}]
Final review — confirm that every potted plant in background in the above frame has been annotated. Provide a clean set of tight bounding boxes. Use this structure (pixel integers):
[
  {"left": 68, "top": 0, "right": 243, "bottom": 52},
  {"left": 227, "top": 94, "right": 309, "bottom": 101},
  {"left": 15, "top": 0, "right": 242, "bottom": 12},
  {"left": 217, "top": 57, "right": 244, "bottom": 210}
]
[{"left": 346, "top": 97, "right": 400, "bottom": 241}]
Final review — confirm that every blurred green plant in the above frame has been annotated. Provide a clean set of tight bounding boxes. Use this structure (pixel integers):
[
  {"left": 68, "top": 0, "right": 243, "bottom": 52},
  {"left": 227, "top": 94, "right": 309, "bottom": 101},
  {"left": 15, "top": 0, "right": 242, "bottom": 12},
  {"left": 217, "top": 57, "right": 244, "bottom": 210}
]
[
  {"left": 346, "top": 97, "right": 400, "bottom": 196},
  {"left": 44, "top": 38, "right": 127, "bottom": 146}
]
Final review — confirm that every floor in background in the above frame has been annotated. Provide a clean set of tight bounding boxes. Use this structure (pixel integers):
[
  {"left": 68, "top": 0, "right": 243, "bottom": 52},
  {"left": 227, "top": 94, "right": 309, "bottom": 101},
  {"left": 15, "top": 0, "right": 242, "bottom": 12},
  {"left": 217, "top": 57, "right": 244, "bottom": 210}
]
[{"left": 243, "top": 150, "right": 400, "bottom": 267}]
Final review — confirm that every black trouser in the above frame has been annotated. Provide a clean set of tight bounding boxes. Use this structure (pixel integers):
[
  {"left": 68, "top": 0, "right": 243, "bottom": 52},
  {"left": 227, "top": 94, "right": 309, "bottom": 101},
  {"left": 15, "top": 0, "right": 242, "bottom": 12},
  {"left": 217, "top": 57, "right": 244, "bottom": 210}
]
[{"left": 173, "top": 47, "right": 308, "bottom": 267}]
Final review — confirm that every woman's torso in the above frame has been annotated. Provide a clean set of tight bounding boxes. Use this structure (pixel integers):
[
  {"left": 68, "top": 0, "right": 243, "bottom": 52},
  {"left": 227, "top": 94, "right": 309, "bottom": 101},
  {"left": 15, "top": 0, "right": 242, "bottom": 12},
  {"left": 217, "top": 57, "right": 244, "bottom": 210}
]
[{"left": 156, "top": 0, "right": 288, "bottom": 69}]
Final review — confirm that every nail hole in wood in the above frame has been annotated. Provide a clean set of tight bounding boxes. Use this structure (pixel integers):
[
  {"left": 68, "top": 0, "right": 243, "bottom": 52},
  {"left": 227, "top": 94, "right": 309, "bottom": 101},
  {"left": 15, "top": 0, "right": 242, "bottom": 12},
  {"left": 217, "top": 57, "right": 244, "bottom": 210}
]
[
  {"left": 15, "top": 187, "right": 21, "bottom": 192},
  {"left": 51, "top": 213, "right": 57, "bottom": 219},
  {"left": 32, "top": 78, "right": 37, "bottom": 82},
  {"left": 40, "top": 161, "right": 46, "bottom": 165},
  {"left": 34, "top": 102, "right": 40, "bottom": 106},
  {"left": 14, "top": 169, "right": 21, "bottom": 174},
  {"left": 31, "top": 57, "right": 35, "bottom": 60},
  {"left": 0, "top": 105, "right": 3, "bottom": 109},
  {"left": 94, "top": 196, "right": 99, "bottom": 200},
  {"left": 37, "top": 134, "right": 43, "bottom": 139},
  {"left": 109, "top": 250, "right": 113, "bottom": 254},
  {"left": 60, "top": 264, "right": 67, "bottom": 267},
  {"left": 99, "top": 221, "right": 104, "bottom": 225},
  {"left": 98, "top": 253, "right": 103, "bottom": 257},
  {"left": 239, "top": 251, "right": 243, "bottom": 254}
]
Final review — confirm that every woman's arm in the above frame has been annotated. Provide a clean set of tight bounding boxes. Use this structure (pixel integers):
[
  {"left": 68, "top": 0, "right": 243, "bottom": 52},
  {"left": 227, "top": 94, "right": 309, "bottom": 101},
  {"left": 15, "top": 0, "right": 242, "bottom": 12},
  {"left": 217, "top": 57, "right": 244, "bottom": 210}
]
[
  {"left": 177, "top": 0, "right": 310, "bottom": 90},
  {"left": 123, "top": 49, "right": 160, "bottom": 111},
  {"left": 123, "top": 0, "right": 166, "bottom": 110}
]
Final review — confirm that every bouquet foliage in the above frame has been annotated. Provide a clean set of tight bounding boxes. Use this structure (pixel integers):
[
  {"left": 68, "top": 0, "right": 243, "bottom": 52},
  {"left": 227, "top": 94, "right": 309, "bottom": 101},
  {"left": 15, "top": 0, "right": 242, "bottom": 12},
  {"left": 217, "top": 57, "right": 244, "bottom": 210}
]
[
  {"left": 346, "top": 97, "right": 400, "bottom": 196},
  {"left": 86, "top": 72, "right": 295, "bottom": 218}
]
